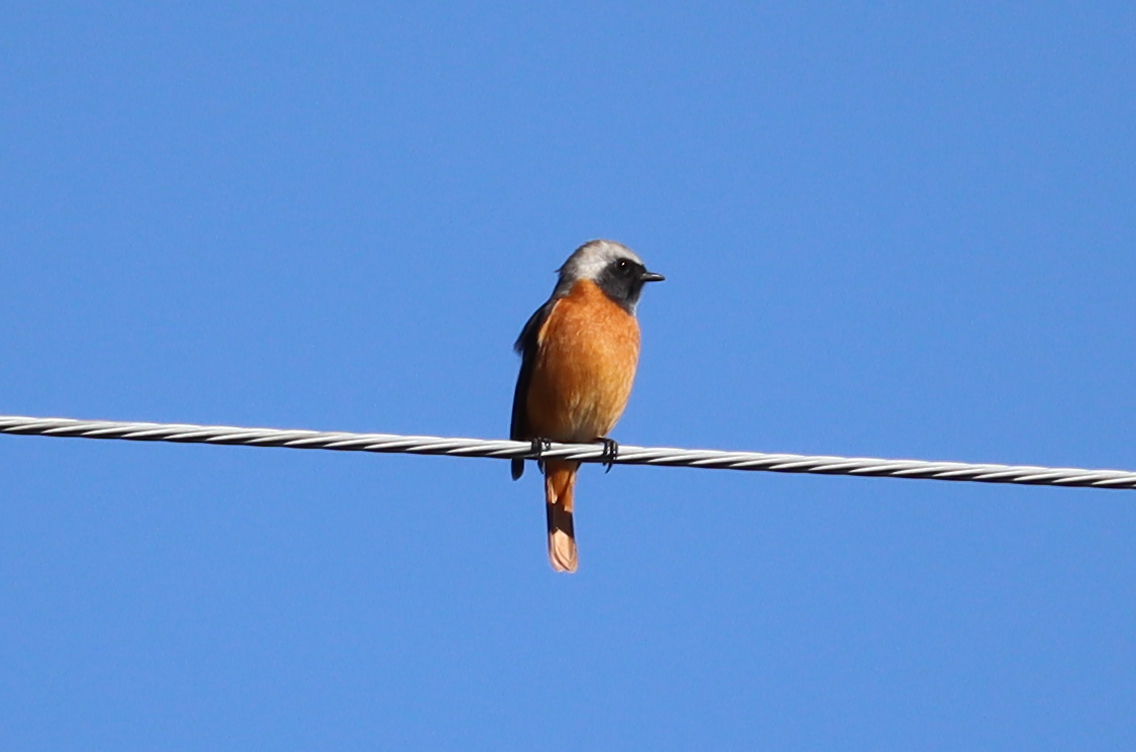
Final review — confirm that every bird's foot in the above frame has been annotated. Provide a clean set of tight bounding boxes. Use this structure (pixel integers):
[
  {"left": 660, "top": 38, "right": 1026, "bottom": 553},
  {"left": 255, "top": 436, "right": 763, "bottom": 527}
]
[
  {"left": 597, "top": 437, "right": 619, "bottom": 473},
  {"left": 530, "top": 437, "right": 551, "bottom": 471}
]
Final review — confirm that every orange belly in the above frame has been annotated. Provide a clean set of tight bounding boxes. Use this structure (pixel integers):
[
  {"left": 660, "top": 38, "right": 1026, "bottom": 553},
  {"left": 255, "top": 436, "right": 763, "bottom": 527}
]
[{"left": 525, "top": 280, "right": 641, "bottom": 442}]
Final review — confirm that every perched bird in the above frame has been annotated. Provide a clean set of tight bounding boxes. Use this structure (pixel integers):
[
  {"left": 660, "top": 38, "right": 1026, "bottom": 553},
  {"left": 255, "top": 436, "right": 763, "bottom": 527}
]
[{"left": 511, "top": 240, "right": 664, "bottom": 572}]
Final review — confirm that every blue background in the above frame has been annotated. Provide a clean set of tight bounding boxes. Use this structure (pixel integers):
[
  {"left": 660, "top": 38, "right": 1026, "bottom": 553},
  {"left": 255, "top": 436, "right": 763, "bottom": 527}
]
[{"left": 3, "top": 2, "right": 1135, "bottom": 749}]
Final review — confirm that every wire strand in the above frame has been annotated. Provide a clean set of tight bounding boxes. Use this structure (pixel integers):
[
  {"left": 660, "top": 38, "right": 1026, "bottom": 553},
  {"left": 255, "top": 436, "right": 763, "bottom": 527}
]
[{"left": 0, "top": 414, "right": 1132, "bottom": 491}]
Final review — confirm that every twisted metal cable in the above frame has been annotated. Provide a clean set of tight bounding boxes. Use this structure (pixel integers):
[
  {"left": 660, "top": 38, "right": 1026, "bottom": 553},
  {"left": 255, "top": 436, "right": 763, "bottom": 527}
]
[{"left": 0, "top": 414, "right": 1133, "bottom": 490}]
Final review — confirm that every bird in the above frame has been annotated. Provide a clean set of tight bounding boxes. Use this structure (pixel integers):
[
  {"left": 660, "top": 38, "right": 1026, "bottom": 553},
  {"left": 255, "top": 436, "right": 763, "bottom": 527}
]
[{"left": 510, "top": 240, "right": 664, "bottom": 572}]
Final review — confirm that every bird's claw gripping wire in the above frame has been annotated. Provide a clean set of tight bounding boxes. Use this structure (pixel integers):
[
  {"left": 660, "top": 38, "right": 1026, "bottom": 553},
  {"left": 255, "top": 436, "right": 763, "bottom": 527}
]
[
  {"left": 530, "top": 437, "right": 552, "bottom": 471},
  {"left": 597, "top": 437, "right": 619, "bottom": 473}
]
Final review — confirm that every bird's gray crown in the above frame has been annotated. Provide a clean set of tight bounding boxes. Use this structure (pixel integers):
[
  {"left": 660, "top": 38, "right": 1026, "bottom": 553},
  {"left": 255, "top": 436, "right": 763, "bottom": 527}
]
[
  {"left": 551, "top": 239, "right": 661, "bottom": 314},
  {"left": 554, "top": 240, "right": 644, "bottom": 293}
]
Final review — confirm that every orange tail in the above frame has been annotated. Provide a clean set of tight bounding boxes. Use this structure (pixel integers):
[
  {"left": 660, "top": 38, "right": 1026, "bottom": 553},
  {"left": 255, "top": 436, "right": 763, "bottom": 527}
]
[{"left": 544, "top": 460, "right": 579, "bottom": 573}]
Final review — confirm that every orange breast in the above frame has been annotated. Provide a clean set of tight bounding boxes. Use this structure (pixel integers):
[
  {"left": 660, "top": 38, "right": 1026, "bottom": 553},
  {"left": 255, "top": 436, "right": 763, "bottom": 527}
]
[{"left": 525, "top": 280, "right": 641, "bottom": 442}]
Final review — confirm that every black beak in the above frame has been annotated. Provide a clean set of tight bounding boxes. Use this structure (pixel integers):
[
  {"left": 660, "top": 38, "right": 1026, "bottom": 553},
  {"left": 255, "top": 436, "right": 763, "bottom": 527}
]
[{"left": 640, "top": 270, "right": 665, "bottom": 283}]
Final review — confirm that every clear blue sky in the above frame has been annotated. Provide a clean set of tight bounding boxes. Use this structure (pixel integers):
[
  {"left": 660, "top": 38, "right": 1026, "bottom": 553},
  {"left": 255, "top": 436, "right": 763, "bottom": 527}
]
[{"left": 2, "top": 2, "right": 1135, "bottom": 749}]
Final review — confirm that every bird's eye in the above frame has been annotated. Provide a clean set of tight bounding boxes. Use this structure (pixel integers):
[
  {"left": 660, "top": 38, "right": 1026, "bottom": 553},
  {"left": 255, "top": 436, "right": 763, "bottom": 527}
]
[{"left": 617, "top": 259, "right": 629, "bottom": 269}]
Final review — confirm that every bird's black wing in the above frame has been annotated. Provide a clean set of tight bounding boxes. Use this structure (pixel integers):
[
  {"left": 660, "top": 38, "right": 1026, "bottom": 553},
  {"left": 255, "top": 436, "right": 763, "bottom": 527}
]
[{"left": 510, "top": 298, "right": 557, "bottom": 480}]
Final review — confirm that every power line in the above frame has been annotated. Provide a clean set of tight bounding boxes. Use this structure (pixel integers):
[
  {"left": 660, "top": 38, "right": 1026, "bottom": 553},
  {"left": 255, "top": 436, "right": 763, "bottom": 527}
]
[{"left": 0, "top": 414, "right": 1132, "bottom": 490}]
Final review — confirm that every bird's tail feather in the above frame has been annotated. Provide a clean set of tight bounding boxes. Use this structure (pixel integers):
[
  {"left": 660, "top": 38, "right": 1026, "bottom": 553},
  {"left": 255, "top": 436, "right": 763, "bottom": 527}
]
[{"left": 544, "top": 460, "right": 579, "bottom": 573}]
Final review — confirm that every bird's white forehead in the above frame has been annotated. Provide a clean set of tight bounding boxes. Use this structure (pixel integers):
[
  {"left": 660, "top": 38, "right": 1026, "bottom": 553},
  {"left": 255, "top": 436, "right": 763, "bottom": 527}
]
[{"left": 558, "top": 239, "right": 644, "bottom": 282}]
